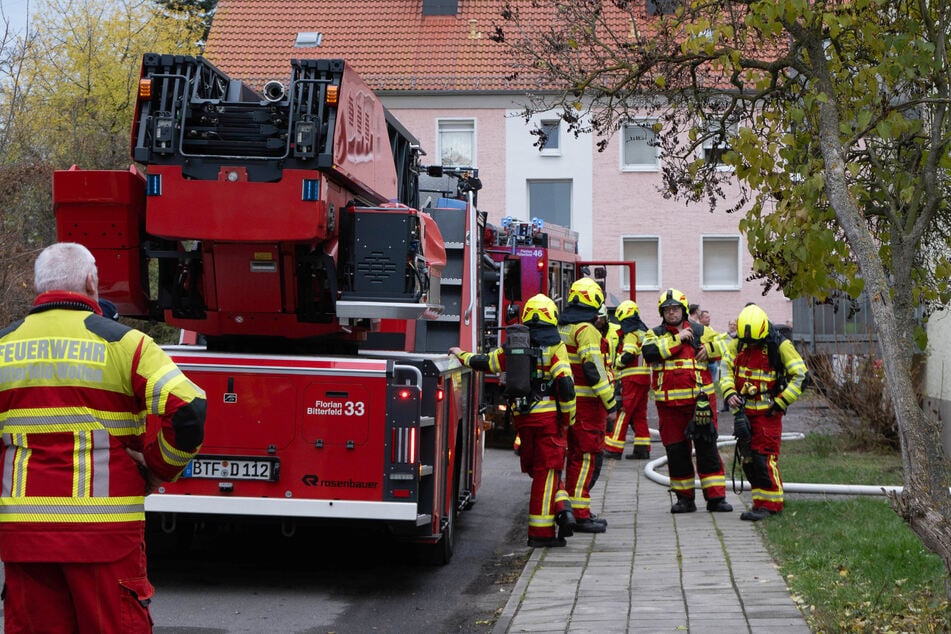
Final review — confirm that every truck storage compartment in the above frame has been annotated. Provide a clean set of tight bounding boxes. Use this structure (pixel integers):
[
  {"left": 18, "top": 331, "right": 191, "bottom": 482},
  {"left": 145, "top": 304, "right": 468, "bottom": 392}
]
[
  {"left": 154, "top": 352, "right": 392, "bottom": 505},
  {"left": 53, "top": 165, "right": 149, "bottom": 316}
]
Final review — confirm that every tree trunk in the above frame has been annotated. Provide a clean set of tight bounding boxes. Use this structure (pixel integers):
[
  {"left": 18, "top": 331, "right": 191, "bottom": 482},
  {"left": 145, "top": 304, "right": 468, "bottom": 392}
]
[{"left": 814, "top": 96, "right": 951, "bottom": 598}]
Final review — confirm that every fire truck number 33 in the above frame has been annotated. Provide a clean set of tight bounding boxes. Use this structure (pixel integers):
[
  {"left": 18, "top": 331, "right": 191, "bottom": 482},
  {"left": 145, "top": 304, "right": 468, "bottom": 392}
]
[{"left": 306, "top": 400, "right": 366, "bottom": 416}]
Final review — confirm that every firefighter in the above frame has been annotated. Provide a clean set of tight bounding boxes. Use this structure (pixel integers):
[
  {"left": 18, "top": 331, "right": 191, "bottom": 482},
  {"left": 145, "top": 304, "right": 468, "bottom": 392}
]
[
  {"left": 450, "top": 294, "right": 577, "bottom": 548},
  {"left": 596, "top": 302, "right": 621, "bottom": 367},
  {"left": 641, "top": 288, "right": 733, "bottom": 514},
  {"left": 597, "top": 302, "right": 623, "bottom": 461},
  {"left": 0, "top": 243, "right": 207, "bottom": 633},
  {"left": 558, "top": 278, "right": 618, "bottom": 532},
  {"left": 720, "top": 304, "right": 807, "bottom": 521},
  {"left": 606, "top": 300, "right": 653, "bottom": 460}
]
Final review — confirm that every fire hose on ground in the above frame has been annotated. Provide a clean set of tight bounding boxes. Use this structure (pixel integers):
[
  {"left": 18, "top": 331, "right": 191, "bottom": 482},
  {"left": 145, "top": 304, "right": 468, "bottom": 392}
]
[{"left": 640, "top": 429, "right": 921, "bottom": 496}]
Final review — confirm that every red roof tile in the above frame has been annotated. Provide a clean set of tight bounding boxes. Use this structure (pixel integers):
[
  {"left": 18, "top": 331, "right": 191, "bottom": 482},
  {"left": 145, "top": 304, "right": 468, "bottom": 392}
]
[
  {"left": 204, "top": 0, "right": 645, "bottom": 93},
  {"left": 203, "top": 0, "right": 515, "bottom": 91},
  {"left": 204, "top": 1, "right": 723, "bottom": 95}
]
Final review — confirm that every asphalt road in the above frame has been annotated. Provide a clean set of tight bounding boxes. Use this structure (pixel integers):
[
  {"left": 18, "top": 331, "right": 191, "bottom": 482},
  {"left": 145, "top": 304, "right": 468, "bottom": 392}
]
[{"left": 145, "top": 445, "right": 532, "bottom": 633}]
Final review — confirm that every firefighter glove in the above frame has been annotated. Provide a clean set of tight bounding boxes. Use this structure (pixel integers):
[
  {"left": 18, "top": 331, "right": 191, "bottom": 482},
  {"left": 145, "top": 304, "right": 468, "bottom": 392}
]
[
  {"left": 732, "top": 409, "right": 753, "bottom": 464},
  {"left": 686, "top": 393, "right": 716, "bottom": 442},
  {"left": 732, "top": 409, "right": 752, "bottom": 442}
]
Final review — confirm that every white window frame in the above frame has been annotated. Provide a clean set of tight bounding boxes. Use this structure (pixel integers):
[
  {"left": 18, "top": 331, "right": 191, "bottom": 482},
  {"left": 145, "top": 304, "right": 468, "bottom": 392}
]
[
  {"left": 436, "top": 118, "right": 476, "bottom": 167},
  {"left": 620, "top": 119, "right": 660, "bottom": 172},
  {"left": 539, "top": 119, "right": 561, "bottom": 156},
  {"left": 700, "top": 235, "right": 742, "bottom": 290},
  {"left": 621, "top": 235, "right": 661, "bottom": 292}
]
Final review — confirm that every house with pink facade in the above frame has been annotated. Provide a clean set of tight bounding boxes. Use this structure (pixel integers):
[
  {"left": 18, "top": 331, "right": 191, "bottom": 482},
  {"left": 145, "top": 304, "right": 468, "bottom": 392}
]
[{"left": 202, "top": 0, "right": 792, "bottom": 331}]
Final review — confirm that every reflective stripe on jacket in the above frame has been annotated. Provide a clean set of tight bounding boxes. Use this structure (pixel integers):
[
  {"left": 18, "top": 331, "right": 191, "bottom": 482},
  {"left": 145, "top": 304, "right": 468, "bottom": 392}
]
[
  {"left": 643, "top": 320, "right": 722, "bottom": 404},
  {"left": 559, "top": 322, "right": 616, "bottom": 410},
  {"left": 458, "top": 342, "right": 576, "bottom": 425},
  {"left": 719, "top": 338, "right": 807, "bottom": 412},
  {"left": 0, "top": 295, "right": 206, "bottom": 562},
  {"left": 615, "top": 329, "right": 650, "bottom": 382}
]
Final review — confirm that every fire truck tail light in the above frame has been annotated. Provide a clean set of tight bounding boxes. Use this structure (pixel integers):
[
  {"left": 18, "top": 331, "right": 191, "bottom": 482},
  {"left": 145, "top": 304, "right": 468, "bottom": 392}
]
[
  {"left": 436, "top": 388, "right": 445, "bottom": 402},
  {"left": 326, "top": 85, "right": 339, "bottom": 105},
  {"left": 537, "top": 259, "right": 545, "bottom": 270},
  {"left": 391, "top": 427, "right": 417, "bottom": 464},
  {"left": 397, "top": 388, "right": 413, "bottom": 400},
  {"left": 138, "top": 78, "right": 152, "bottom": 99}
]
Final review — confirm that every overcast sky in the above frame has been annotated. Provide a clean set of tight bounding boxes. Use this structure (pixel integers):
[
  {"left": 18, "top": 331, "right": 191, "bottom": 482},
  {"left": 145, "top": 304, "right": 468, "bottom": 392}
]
[{"left": 1, "top": 0, "right": 30, "bottom": 33}]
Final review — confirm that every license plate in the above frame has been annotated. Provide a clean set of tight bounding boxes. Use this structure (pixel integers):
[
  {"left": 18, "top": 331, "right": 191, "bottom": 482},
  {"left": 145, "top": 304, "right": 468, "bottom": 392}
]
[{"left": 183, "top": 456, "right": 279, "bottom": 481}]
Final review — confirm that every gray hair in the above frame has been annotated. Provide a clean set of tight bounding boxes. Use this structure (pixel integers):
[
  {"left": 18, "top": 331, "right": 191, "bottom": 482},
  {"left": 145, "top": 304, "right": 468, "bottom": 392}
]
[{"left": 34, "top": 242, "right": 98, "bottom": 295}]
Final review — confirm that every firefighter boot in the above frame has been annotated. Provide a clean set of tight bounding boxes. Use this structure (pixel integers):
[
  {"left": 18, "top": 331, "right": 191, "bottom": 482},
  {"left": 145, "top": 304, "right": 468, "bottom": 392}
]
[
  {"left": 527, "top": 536, "right": 567, "bottom": 548},
  {"left": 740, "top": 507, "right": 779, "bottom": 522},
  {"left": 556, "top": 509, "right": 575, "bottom": 539},
  {"left": 670, "top": 497, "right": 697, "bottom": 514},
  {"left": 626, "top": 447, "right": 650, "bottom": 460},
  {"left": 571, "top": 515, "right": 607, "bottom": 533},
  {"left": 706, "top": 498, "right": 734, "bottom": 512}
]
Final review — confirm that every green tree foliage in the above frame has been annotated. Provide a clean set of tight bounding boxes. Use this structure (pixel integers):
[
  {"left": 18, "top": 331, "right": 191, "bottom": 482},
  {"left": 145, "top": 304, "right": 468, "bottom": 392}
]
[
  {"left": 153, "top": 0, "right": 217, "bottom": 13},
  {"left": 0, "top": 13, "right": 50, "bottom": 324},
  {"left": 0, "top": 1, "right": 205, "bottom": 321},
  {"left": 20, "top": 0, "right": 204, "bottom": 170},
  {"left": 494, "top": 0, "right": 951, "bottom": 593},
  {"left": 152, "top": 0, "right": 216, "bottom": 43}
]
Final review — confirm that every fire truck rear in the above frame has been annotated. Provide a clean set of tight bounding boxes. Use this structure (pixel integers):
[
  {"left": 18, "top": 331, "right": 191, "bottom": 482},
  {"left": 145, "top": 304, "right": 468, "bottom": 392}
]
[
  {"left": 52, "top": 54, "right": 485, "bottom": 563},
  {"left": 480, "top": 217, "right": 636, "bottom": 433}
]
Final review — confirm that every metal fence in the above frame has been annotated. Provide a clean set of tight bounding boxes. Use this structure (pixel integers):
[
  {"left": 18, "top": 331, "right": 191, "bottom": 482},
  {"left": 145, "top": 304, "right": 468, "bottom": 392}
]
[{"left": 791, "top": 294, "right": 879, "bottom": 355}]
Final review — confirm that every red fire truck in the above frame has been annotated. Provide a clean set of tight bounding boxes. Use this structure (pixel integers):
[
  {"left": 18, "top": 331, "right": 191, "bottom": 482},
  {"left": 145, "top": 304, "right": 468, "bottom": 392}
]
[
  {"left": 480, "top": 217, "right": 636, "bottom": 432},
  {"left": 52, "top": 54, "right": 485, "bottom": 563}
]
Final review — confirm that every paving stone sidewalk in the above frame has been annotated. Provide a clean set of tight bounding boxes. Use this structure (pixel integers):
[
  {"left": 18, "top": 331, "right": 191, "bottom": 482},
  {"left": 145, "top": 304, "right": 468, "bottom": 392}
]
[{"left": 492, "top": 401, "right": 820, "bottom": 633}]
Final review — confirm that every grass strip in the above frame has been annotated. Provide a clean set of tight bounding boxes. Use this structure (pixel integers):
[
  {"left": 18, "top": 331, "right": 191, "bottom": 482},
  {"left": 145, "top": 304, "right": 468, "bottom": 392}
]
[{"left": 737, "top": 433, "right": 949, "bottom": 632}]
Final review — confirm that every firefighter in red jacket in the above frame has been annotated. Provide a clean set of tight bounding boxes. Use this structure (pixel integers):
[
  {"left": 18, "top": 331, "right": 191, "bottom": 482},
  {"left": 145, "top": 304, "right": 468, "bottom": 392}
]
[
  {"left": 720, "top": 304, "right": 807, "bottom": 521},
  {"left": 641, "top": 289, "right": 732, "bottom": 514},
  {"left": 606, "top": 300, "right": 653, "bottom": 460},
  {"left": 0, "top": 242, "right": 207, "bottom": 633},
  {"left": 558, "top": 278, "right": 617, "bottom": 532},
  {"left": 598, "top": 302, "right": 623, "bottom": 460},
  {"left": 450, "top": 294, "right": 577, "bottom": 548}
]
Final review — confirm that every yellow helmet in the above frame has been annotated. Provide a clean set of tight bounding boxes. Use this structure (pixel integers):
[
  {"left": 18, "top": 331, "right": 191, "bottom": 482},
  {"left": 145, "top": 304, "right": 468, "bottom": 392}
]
[
  {"left": 568, "top": 277, "right": 604, "bottom": 310},
  {"left": 521, "top": 294, "right": 559, "bottom": 326},
  {"left": 737, "top": 304, "right": 770, "bottom": 341},
  {"left": 615, "top": 300, "right": 639, "bottom": 322},
  {"left": 657, "top": 288, "right": 688, "bottom": 317}
]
